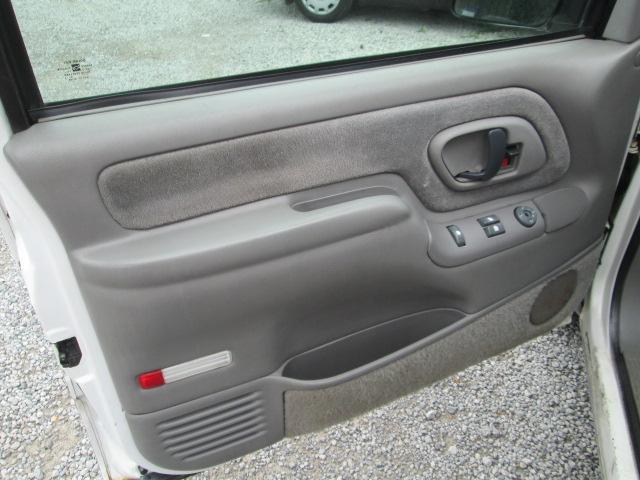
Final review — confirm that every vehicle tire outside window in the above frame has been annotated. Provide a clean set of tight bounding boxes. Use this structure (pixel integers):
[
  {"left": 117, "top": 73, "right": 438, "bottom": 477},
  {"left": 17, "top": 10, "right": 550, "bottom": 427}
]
[{"left": 295, "top": 0, "right": 354, "bottom": 22}]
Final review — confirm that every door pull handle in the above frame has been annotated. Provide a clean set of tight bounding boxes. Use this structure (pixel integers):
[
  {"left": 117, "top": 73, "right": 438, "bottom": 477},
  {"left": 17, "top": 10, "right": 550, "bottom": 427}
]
[{"left": 456, "top": 128, "right": 507, "bottom": 181}]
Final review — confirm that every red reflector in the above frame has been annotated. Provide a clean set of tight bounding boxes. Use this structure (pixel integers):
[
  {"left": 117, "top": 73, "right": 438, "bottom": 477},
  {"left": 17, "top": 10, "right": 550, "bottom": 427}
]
[
  {"left": 501, "top": 156, "right": 511, "bottom": 169},
  {"left": 138, "top": 369, "right": 165, "bottom": 389}
]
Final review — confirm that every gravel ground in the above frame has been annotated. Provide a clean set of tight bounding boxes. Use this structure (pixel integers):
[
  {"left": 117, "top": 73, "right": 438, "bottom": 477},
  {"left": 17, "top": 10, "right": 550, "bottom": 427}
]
[
  {"left": 0, "top": 233, "right": 601, "bottom": 479},
  {"left": 10, "top": 0, "right": 523, "bottom": 103}
]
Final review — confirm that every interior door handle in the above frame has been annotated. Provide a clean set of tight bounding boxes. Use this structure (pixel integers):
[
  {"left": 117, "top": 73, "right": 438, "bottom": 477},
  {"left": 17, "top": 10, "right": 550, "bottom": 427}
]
[{"left": 456, "top": 128, "right": 507, "bottom": 181}]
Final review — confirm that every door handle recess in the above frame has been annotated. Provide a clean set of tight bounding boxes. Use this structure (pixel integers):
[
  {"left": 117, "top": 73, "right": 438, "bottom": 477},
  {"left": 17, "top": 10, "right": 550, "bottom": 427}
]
[
  {"left": 456, "top": 128, "right": 507, "bottom": 181},
  {"left": 427, "top": 117, "right": 547, "bottom": 192}
]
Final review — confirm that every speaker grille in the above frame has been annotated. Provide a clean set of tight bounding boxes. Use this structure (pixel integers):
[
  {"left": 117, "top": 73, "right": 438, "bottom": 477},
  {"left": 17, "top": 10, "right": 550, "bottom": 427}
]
[
  {"left": 157, "top": 392, "right": 267, "bottom": 462},
  {"left": 530, "top": 270, "right": 578, "bottom": 325}
]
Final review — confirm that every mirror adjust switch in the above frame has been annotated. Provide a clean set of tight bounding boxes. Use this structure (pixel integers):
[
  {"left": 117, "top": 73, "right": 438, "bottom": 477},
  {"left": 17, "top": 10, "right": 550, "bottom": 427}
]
[
  {"left": 514, "top": 206, "right": 537, "bottom": 228},
  {"left": 477, "top": 215, "right": 500, "bottom": 227},
  {"left": 484, "top": 222, "right": 505, "bottom": 238},
  {"left": 447, "top": 225, "right": 466, "bottom": 247}
]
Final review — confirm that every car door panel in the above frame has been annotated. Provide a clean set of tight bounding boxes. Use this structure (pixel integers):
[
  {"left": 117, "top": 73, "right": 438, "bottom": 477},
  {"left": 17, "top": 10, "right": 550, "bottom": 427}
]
[
  {"left": 123, "top": 246, "right": 601, "bottom": 471},
  {"left": 4, "top": 36, "right": 640, "bottom": 473},
  {"left": 94, "top": 87, "right": 567, "bottom": 229}
]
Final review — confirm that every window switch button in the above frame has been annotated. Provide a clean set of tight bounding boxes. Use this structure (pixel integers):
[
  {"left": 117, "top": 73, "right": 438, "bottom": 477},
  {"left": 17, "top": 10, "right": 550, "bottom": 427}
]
[
  {"left": 447, "top": 225, "right": 466, "bottom": 247},
  {"left": 484, "top": 222, "right": 505, "bottom": 238},
  {"left": 477, "top": 215, "right": 500, "bottom": 227}
]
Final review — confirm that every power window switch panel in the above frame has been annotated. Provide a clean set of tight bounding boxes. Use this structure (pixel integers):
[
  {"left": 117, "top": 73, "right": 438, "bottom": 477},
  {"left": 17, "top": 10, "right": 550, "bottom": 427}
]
[
  {"left": 484, "top": 222, "right": 505, "bottom": 238},
  {"left": 447, "top": 225, "right": 466, "bottom": 247},
  {"left": 477, "top": 214, "right": 500, "bottom": 227}
]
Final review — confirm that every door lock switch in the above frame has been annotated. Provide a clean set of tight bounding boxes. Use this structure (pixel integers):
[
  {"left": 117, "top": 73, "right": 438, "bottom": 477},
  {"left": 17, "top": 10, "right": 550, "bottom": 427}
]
[
  {"left": 514, "top": 206, "right": 537, "bottom": 228},
  {"left": 477, "top": 214, "right": 500, "bottom": 227},
  {"left": 447, "top": 225, "right": 466, "bottom": 247},
  {"left": 484, "top": 222, "right": 505, "bottom": 238}
]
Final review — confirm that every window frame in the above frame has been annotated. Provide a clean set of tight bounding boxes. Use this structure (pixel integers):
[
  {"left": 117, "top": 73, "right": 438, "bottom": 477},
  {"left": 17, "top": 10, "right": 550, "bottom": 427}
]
[{"left": 0, "top": 0, "right": 618, "bottom": 132}]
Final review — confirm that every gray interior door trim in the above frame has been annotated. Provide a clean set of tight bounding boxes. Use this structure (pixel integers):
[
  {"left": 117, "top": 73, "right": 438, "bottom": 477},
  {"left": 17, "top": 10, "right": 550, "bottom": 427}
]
[
  {"left": 95, "top": 88, "right": 567, "bottom": 229},
  {"left": 4, "top": 33, "right": 640, "bottom": 474}
]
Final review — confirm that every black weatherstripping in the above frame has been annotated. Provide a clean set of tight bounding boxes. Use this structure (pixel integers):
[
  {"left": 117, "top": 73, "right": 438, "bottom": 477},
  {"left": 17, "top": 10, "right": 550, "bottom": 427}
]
[
  {"left": 611, "top": 212, "right": 640, "bottom": 473},
  {"left": 28, "top": 30, "right": 588, "bottom": 122},
  {"left": 587, "top": 0, "right": 619, "bottom": 37},
  {"left": 0, "top": 0, "right": 41, "bottom": 132}
]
